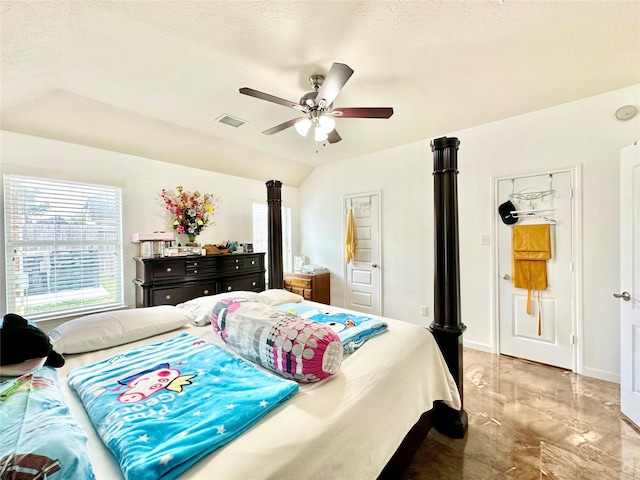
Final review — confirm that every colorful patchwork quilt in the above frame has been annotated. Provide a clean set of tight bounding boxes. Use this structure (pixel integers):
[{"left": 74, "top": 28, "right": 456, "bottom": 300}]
[
  {"left": 0, "top": 366, "right": 96, "bottom": 479},
  {"left": 67, "top": 332, "right": 298, "bottom": 480},
  {"left": 275, "top": 303, "right": 388, "bottom": 353}
]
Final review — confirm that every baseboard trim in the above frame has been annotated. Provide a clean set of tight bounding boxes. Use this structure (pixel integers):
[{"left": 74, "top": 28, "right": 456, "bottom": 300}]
[
  {"left": 462, "top": 341, "right": 619, "bottom": 384},
  {"left": 581, "top": 366, "right": 620, "bottom": 384},
  {"left": 462, "top": 340, "right": 493, "bottom": 353}
]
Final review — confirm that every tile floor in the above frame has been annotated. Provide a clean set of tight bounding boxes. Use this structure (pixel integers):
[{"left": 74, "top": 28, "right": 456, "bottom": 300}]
[{"left": 401, "top": 348, "right": 640, "bottom": 479}]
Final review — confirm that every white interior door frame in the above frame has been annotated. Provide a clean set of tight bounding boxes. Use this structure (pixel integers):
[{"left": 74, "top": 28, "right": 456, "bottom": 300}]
[
  {"left": 620, "top": 141, "right": 639, "bottom": 427},
  {"left": 343, "top": 190, "right": 382, "bottom": 315},
  {"left": 490, "top": 165, "right": 583, "bottom": 373}
]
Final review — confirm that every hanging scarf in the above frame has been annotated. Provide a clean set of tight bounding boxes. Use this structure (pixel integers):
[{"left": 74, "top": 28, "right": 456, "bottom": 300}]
[{"left": 345, "top": 208, "right": 357, "bottom": 264}]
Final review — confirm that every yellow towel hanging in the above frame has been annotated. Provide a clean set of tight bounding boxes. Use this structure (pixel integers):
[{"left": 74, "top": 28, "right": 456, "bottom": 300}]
[
  {"left": 512, "top": 224, "right": 551, "bottom": 335},
  {"left": 345, "top": 208, "right": 357, "bottom": 264}
]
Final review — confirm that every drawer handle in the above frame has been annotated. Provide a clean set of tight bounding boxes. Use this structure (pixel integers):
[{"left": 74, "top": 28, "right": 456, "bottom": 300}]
[
  {"left": 203, "top": 289, "right": 209, "bottom": 295},
  {"left": 252, "top": 281, "right": 256, "bottom": 286},
  {"left": 194, "top": 270, "right": 198, "bottom": 274},
  {"left": 235, "top": 266, "right": 239, "bottom": 270},
  {"left": 227, "top": 286, "right": 233, "bottom": 291},
  {"left": 165, "top": 294, "right": 171, "bottom": 300},
  {"left": 236, "top": 259, "right": 240, "bottom": 263},
  {"left": 251, "top": 260, "right": 255, "bottom": 265},
  {"left": 193, "top": 262, "right": 198, "bottom": 266},
  {"left": 166, "top": 267, "right": 172, "bottom": 273}
]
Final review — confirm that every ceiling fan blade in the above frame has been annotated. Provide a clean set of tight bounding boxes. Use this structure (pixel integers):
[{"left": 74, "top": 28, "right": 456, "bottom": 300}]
[
  {"left": 327, "top": 129, "right": 342, "bottom": 144},
  {"left": 262, "top": 118, "right": 300, "bottom": 135},
  {"left": 332, "top": 107, "right": 394, "bottom": 119},
  {"left": 314, "top": 63, "right": 354, "bottom": 108},
  {"left": 239, "top": 87, "right": 305, "bottom": 111}
]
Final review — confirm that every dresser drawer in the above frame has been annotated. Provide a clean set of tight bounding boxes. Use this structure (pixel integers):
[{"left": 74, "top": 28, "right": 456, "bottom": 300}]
[
  {"left": 185, "top": 258, "right": 217, "bottom": 277},
  {"left": 220, "top": 275, "right": 262, "bottom": 293},
  {"left": 152, "top": 283, "right": 216, "bottom": 305},
  {"left": 244, "top": 256, "right": 262, "bottom": 270},
  {"left": 284, "top": 277, "right": 311, "bottom": 289},
  {"left": 153, "top": 261, "right": 186, "bottom": 278},
  {"left": 285, "top": 286, "right": 311, "bottom": 300},
  {"left": 218, "top": 256, "right": 247, "bottom": 274}
]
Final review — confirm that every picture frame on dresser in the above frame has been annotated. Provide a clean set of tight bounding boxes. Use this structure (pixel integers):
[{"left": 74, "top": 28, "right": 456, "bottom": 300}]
[{"left": 133, "top": 252, "right": 266, "bottom": 307}]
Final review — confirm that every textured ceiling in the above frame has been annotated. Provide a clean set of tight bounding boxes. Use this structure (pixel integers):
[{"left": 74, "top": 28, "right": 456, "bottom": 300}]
[{"left": 1, "top": 1, "right": 639, "bottom": 186}]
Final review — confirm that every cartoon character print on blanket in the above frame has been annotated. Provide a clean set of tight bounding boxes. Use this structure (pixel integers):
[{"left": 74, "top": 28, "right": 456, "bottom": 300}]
[
  {"left": 0, "top": 373, "right": 64, "bottom": 480},
  {"left": 67, "top": 333, "right": 298, "bottom": 480},
  {"left": 274, "top": 303, "right": 388, "bottom": 353},
  {"left": 0, "top": 452, "right": 62, "bottom": 479},
  {"left": 116, "top": 362, "right": 197, "bottom": 403},
  {"left": 0, "top": 367, "right": 96, "bottom": 480},
  {"left": 0, "top": 314, "right": 95, "bottom": 480}
]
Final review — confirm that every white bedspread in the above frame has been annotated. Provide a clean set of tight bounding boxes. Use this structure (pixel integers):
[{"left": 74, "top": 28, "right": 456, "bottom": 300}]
[{"left": 59, "top": 302, "right": 460, "bottom": 480}]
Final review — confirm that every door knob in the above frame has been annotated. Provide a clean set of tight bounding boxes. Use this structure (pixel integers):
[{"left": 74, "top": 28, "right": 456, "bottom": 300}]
[
  {"left": 372, "top": 264, "right": 379, "bottom": 268},
  {"left": 613, "top": 291, "right": 631, "bottom": 301},
  {"left": 502, "top": 274, "right": 511, "bottom": 280}
]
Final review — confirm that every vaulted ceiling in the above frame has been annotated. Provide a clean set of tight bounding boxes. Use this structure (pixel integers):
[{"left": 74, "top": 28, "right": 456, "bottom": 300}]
[{"left": 2, "top": 1, "right": 639, "bottom": 186}]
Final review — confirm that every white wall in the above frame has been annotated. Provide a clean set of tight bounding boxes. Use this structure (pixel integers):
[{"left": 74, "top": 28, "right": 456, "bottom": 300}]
[
  {"left": 299, "top": 84, "right": 640, "bottom": 382},
  {"left": 2, "top": 85, "right": 637, "bottom": 380},
  {"left": 0, "top": 131, "right": 299, "bottom": 325}
]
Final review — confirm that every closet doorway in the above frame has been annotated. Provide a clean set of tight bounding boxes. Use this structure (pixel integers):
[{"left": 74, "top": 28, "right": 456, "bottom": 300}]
[
  {"left": 494, "top": 168, "right": 580, "bottom": 370},
  {"left": 343, "top": 192, "right": 382, "bottom": 316}
]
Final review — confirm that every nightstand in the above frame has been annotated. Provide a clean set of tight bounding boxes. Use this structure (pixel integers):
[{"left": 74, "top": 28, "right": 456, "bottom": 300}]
[{"left": 283, "top": 272, "right": 330, "bottom": 305}]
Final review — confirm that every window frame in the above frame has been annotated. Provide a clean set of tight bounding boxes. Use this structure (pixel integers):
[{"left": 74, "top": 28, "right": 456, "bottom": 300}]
[
  {"left": 252, "top": 201, "right": 293, "bottom": 277},
  {"left": 3, "top": 174, "right": 125, "bottom": 322}
]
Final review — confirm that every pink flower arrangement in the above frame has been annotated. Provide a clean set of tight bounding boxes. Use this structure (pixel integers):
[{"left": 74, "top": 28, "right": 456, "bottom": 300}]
[{"left": 161, "top": 186, "right": 220, "bottom": 239}]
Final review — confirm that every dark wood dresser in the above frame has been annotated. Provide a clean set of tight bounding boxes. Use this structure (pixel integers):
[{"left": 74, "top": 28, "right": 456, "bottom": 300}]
[
  {"left": 133, "top": 253, "right": 265, "bottom": 307},
  {"left": 283, "top": 271, "right": 330, "bottom": 305}
]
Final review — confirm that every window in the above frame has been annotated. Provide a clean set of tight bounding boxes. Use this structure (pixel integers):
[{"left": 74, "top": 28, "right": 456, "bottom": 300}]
[
  {"left": 4, "top": 174, "right": 124, "bottom": 321},
  {"left": 252, "top": 202, "right": 293, "bottom": 277}
]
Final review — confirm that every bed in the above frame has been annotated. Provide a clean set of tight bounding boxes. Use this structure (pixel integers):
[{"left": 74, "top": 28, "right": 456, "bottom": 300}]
[
  {"left": 51, "top": 298, "right": 460, "bottom": 480},
  {"left": 4, "top": 139, "right": 467, "bottom": 479}
]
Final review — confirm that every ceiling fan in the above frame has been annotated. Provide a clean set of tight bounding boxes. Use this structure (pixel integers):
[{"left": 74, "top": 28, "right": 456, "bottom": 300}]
[{"left": 239, "top": 62, "right": 394, "bottom": 144}]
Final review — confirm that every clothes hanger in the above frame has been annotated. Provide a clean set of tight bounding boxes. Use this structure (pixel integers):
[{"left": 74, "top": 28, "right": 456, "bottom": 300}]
[{"left": 508, "top": 175, "right": 557, "bottom": 224}]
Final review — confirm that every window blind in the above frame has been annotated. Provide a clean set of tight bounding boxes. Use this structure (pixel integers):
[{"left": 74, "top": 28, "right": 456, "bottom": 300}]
[
  {"left": 3, "top": 174, "right": 125, "bottom": 321},
  {"left": 252, "top": 202, "right": 293, "bottom": 277}
]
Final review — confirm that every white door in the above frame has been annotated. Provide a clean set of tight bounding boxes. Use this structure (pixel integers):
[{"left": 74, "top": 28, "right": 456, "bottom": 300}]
[
  {"left": 620, "top": 142, "right": 639, "bottom": 427},
  {"left": 497, "top": 170, "right": 576, "bottom": 369},
  {"left": 343, "top": 192, "right": 381, "bottom": 315}
]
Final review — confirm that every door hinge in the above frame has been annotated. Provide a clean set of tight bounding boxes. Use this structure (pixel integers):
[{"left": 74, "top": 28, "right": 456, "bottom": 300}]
[
  {"left": 569, "top": 187, "right": 574, "bottom": 199},
  {"left": 570, "top": 334, "right": 576, "bottom": 345},
  {"left": 570, "top": 261, "right": 574, "bottom": 272}
]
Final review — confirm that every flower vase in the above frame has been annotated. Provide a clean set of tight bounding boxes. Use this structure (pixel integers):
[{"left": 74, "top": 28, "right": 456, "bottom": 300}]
[{"left": 186, "top": 234, "right": 198, "bottom": 246}]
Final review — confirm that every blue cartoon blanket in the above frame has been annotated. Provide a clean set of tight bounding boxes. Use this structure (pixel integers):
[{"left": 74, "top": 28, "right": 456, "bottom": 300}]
[
  {"left": 67, "top": 332, "right": 298, "bottom": 480},
  {"left": 0, "top": 366, "right": 96, "bottom": 479},
  {"left": 275, "top": 304, "right": 388, "bottom": 353}
]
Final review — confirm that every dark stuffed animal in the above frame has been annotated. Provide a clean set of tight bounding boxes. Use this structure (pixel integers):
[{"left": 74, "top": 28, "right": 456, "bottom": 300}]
[{"left": 0, "top": 313, "right": 65, "bottom": 376}]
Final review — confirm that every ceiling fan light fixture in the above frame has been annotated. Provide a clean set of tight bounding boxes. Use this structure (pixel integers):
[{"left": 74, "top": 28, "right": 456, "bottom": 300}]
[
  {"left": 314, "top": 127, "right": 328, "bottom": 142},
  {"left": 239, "top": 62, "right": 394, "bottom": 147},
  {"left": 294, "top": 117, "right": 312, "bottom": 136},
  {"left": 318, "top": 115, "right": 336, "bottom": 134}
]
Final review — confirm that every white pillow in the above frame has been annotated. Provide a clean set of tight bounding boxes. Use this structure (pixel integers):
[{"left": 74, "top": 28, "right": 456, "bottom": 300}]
[
  {"left": 176, "top": 291, "right": 268, "bottom": 326},
  {"left": 258, "top": 288, "right": 304, "bottom": 306},
  {"left": 48, "top": 306, "right": 194, "bottom": 354}
]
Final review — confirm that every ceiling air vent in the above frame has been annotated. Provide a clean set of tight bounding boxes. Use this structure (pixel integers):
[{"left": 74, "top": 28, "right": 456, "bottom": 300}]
[{"left": 216, "top": 114, "right": 247, "bottom": 128}]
